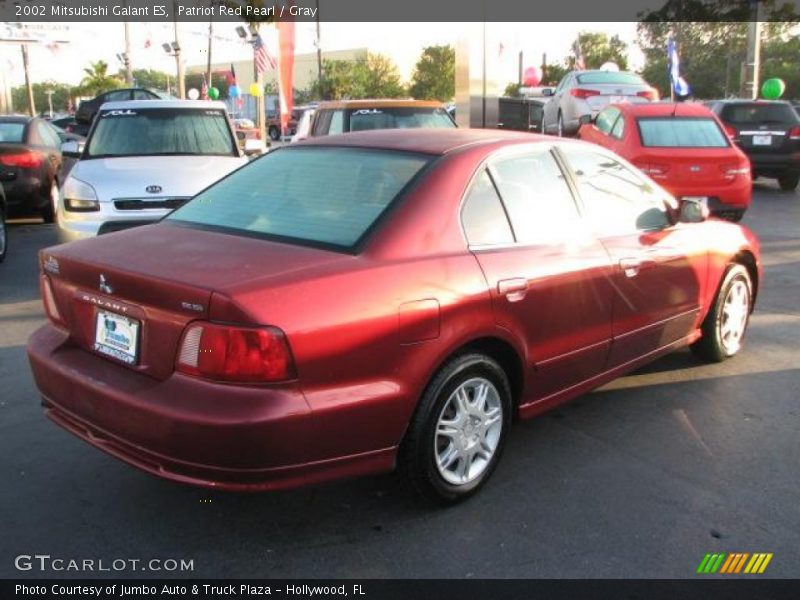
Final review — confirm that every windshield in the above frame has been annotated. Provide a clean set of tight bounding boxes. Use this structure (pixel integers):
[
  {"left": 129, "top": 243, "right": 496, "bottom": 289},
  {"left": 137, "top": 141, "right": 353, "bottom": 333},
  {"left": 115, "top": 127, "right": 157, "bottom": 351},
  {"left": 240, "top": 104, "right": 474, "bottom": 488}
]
[
  {"left": 86, "top": 108, "right": 237, "bottom": 158},
  {"left": 637, "top": 117, "right": 729, "bottom": 148},
  {"left": 0, "top": 122, "right": 25, "bottom": 143},
  {"left": 347, "top": 107, "right": 455, "bottom": 131},
  {"left": 721, "top": 103, "right": 798, "bottom": 125},
  {"left": 576, "top": 72, "right": 644, "bottom": 85},
  {"left": 168, "top": 147, "right": 430, "bottom": 250}
]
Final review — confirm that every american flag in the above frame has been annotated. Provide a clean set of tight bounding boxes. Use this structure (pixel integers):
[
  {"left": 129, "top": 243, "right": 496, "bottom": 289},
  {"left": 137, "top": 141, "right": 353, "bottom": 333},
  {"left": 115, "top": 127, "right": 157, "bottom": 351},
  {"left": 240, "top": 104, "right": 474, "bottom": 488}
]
[{"left": 254, "top": 33, "right": 276, "bottom": 75}]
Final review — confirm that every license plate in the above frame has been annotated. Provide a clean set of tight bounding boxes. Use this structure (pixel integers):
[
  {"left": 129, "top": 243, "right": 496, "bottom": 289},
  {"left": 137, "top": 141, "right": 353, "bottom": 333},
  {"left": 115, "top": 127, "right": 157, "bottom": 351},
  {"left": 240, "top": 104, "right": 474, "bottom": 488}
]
[
  {"left": 94, "top": 310, "right": 140, "bottom": 365},
  {"left": 682, "top": 196, "right": 709, "bottom": 207},
  {"left": 752, "top": 135, "right": 772, "bottom": 145},
  {"left": 609, "top": 95, "right": 627, "bottom": 103}
]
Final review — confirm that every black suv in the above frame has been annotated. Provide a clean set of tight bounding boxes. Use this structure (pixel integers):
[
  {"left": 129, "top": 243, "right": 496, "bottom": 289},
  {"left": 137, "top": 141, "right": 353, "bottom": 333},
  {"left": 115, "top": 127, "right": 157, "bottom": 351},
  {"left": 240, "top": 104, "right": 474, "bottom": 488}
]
[
  {"left": 706, "top": 99, "right": 800, "bottom": 191},
  {"left": 75, "top": 88, "right": 163, "bottom": 128}
]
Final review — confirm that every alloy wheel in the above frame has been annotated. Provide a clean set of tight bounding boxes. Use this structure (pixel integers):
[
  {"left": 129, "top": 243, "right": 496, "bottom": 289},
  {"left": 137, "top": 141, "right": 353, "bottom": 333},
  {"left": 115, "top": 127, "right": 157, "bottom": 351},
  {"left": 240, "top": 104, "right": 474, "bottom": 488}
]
[{"left": 719, "top": 279, "right": 750, "bottom": 355}]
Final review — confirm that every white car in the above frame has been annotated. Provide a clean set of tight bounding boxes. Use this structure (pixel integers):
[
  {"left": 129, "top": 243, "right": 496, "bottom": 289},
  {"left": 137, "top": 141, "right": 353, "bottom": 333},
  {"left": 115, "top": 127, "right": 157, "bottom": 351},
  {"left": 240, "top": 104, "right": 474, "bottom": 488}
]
[{"left": 57, "top": 100, "right": 252, "bottom": 243}]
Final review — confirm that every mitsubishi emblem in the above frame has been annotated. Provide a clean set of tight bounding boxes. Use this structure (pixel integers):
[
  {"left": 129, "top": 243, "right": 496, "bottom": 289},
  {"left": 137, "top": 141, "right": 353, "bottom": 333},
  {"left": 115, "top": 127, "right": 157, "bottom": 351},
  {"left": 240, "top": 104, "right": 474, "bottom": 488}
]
[{"left": 99, "top": 274, "right": 113, "bottom": 295}]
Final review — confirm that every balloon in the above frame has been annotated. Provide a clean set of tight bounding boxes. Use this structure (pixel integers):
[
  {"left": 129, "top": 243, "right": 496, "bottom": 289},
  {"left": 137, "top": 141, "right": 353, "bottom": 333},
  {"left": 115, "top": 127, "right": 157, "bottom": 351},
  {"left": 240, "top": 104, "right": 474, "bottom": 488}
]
[
  {"left": 249, "top": 83, "right": 262, "bottom": 97},
  {"left": 523, "top": 66, "right": 542, "bottom": 87},
  {"left": 187, "top": 88, "right": 199, "bottom": 100},
  {"left": 228, "top": 84, "right": 241, "bottom": 98},
  {"left": 207, "top": 86, "right": 219, "bottom": 100},
  {"left": 761, "top": 78, "right": 785, "bottom": 100},
  {"left": 600, "top": 61, "right": 620, "bottom": 72}
]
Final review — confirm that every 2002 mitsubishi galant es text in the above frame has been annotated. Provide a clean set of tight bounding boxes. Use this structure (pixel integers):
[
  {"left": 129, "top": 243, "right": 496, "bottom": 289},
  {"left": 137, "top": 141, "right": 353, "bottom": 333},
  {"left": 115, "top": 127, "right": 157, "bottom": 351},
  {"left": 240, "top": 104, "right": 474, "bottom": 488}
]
[{"left": 28, "top": 129, "right": 761, "bottom": 503}]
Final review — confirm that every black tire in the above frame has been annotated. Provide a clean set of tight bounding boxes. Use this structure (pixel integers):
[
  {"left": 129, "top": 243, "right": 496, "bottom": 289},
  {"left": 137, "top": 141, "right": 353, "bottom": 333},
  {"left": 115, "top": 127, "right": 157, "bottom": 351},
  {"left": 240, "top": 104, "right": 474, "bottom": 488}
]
[
  {"left": 778, "top": 171, "right": 799, "bottom": 192},
  {"left": 40, "top": 180, "right": 57, "bottom": 224},
  {"left": 268, "top": 126, "right": 280, "bottom": 141},
  {"left": 399, "top": 353, "right": 512, "bottom": 505},
  {"left": 690, "top": 264, "right": 753, "bottom": 363},
  {"left": 0, "top": 210, "right": 7, "bottom": 263},
  {"left": 557, "top": 112, "right": 565, "bottom": 137},
  {"left": 725, "top": 210, "right": 744, "bottom": 223}
]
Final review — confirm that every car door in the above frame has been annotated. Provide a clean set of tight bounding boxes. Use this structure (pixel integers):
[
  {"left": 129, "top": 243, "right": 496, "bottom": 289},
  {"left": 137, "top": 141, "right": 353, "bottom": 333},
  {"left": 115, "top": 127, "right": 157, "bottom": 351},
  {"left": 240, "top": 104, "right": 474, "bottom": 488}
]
[
  {"left": 543, "top": 74, "right": 572, "bottom": 134},
  {"left": 558, "top": 145, "right": 706, "bottom": 368},
  {"left": 462, "top": 146, "right": 615, "bottom": 402}
]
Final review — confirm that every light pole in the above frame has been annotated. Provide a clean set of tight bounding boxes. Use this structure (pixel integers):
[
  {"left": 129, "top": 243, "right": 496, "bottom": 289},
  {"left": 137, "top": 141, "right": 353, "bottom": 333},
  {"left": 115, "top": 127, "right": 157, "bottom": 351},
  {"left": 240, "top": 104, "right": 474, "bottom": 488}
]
[
  {"left": 45, "top": 89, "right": 54, "bottom": 117},
  {"left": 123, "top": 21, "right": 133, "bottom": 85},
  {"left": 162, "top": 41, "right": 184, "bottom": 98}
]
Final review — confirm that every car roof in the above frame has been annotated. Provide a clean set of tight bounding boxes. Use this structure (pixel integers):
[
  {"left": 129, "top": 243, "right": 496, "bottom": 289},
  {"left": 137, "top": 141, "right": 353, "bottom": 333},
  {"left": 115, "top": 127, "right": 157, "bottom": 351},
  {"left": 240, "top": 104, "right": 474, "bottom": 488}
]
[
  {"left": 96, "top": 99, "right": 228, "bottom": 111},
  {"left": 0, "top": 115, "right": 33, "bottom": 123},
  {"left": 316, "top": 99, "right": 444, "bottom": 110},
  {"left": 295, "top": 128, "right": 543, "bottom": 155},
  {"left": 614, "top": 102, "right": 714, "bottom": 117}
]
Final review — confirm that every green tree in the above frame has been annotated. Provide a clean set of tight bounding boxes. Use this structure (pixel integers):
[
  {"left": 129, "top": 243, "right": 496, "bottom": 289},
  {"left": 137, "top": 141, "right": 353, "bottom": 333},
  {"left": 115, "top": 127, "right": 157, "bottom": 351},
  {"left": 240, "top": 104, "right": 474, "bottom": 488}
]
[
  {"left": 637, "top": 1, "right": 798, "bottom": 99},
  {"left": 503, "top": 82, "right": 521, "bottom": 97},
  {"left": 543, "top": 63, "right": 569, "bottom": 87},
  {"left": 568, "top": 32, "right": 629, "bottom": 71},
  {"left": 409, "top": 45, "right": 455, "bottom": 101},
  {"left": 79, "top": 61, "right": 123, "bottom": 96},
  {"left": 11, "top": 81, "right": 75, "bottom": 115},
  {"left": 312, "top": 53, "right": 406, "bottom": 100},
  {"left": 120, "top": 69, "right": 171, "bottom": 91}
]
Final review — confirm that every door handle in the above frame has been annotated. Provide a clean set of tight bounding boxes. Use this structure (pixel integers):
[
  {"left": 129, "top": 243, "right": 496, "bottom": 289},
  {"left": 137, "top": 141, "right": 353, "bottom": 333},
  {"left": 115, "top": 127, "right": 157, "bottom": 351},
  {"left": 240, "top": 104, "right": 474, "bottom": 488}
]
[
  {"left": 619, "top": 257, "right": 655, "bottom": 278},
  {"left": 498, "top": 278, "right": 528, "bottom": 302}
]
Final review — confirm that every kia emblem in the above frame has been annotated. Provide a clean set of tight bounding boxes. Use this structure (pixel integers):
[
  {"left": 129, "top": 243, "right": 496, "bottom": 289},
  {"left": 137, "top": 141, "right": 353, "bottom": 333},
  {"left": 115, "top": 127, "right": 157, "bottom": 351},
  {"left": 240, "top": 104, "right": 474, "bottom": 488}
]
[{"left": 145, "top": 185, "right": 162, "bottom": 194}]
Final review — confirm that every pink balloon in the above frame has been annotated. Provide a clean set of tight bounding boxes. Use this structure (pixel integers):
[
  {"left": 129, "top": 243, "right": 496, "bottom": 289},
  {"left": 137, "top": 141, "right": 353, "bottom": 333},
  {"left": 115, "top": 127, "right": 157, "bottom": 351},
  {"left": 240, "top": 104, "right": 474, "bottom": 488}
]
[{"left": 523, "top": 66, "right": 542, "bottom": 87}]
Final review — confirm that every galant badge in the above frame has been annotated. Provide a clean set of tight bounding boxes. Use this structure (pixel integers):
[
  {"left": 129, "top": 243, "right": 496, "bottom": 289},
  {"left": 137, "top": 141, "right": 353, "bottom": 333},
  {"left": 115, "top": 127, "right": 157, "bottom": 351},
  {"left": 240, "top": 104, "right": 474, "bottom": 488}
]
[
  {"left": 145, "top": 185, "right": 162, "bottom": 194},
  {"left": 99, "top": 274, "right": 113, "bottom": 295}
]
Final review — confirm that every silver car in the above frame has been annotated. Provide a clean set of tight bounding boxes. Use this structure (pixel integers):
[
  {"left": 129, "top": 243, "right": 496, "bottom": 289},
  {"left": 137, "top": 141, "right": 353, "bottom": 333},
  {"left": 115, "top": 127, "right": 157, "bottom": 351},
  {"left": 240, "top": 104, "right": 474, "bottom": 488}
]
[
  {"left": 57, "top": 100, "right": 252, "bottom": 243},
  {"left": 541, "top": 70, "right": 657, "bottom": 137}
]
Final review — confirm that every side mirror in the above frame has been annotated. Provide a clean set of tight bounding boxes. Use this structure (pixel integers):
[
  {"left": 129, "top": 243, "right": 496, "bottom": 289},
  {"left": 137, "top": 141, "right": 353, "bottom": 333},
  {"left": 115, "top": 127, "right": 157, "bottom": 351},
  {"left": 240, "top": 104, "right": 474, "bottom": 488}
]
[
  {"left": 678, "top": 198, "right": 710, "bottom": 223},
  {"left": 60, "top": 140, "right": 84, "bottom": 158},
  {"left": 243, "top": 138, "right": 267, "bottom": 157},
  {"left": 578, "top": 114, "right": 593, "bottom": 126}
]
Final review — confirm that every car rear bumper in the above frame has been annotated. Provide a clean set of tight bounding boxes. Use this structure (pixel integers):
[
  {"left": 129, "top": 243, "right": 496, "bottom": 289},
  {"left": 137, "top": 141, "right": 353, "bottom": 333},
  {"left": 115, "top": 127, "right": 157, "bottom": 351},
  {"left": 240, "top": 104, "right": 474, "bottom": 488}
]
[
  {"left": 746, "top": 152, "right": 800, "bottom": 172},
  {"left": 669, "top": 179, "right": 751, "bottom": 211},
  {"left": 27, "top": 324, "right": 395, "bottom": 491},
  {"left": 2, "top": 176, "right": 47, "bottom": 215}
]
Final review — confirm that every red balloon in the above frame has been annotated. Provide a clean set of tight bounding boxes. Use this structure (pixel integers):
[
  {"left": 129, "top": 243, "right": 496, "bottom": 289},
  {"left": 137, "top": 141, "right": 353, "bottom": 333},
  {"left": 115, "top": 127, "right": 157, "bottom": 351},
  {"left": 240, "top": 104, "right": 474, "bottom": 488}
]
[{"left": 523, "top": 66, "right": 542, "bottom": 87}]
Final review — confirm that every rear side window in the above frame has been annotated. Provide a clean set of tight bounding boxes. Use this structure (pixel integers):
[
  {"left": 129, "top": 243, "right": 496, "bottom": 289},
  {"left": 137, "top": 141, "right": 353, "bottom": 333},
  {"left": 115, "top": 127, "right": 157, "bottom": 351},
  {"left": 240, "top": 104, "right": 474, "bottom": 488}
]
[
  {"left": 576, "top": 72, "right": 644, "bottom": 85},
  {"left": 0, "top": 122, "right": 25, "bottom": 142},
  {"left": 721, "top": 103, "right": 798, "bottom": 125},
  {"left": 461, "top": 170, "right": 514, "bottom": 247},
  {"left": 637, "top": 118, "right": 729, "bottom": 148},
  {"left": 490, "top": 151, "right": 580, "bottom": 244},
  {"left": 169, "top": 147, "right": 429, "bottom": 250}
]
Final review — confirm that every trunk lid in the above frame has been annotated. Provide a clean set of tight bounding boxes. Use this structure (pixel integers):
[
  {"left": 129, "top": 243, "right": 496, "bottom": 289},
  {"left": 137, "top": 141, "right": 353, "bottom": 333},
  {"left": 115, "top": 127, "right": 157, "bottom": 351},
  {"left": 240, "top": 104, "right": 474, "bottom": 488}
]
[{"left": 42, "top": 222, "right": 348, "bottom": 380}]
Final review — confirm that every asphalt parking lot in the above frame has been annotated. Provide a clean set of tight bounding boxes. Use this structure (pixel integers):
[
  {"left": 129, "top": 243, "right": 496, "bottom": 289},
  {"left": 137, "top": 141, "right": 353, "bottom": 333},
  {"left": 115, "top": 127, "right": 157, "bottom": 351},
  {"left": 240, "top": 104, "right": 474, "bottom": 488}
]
[{"left": 1, "top": 182, "right": 798, "bottom": 579}]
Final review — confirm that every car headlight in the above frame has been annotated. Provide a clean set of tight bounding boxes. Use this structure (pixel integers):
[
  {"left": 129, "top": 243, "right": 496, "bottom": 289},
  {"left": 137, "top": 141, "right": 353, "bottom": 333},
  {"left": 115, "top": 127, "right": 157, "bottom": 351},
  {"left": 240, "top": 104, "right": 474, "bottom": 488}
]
[{"left": 62, "top": 177, "right": 100, "bottom": 212}]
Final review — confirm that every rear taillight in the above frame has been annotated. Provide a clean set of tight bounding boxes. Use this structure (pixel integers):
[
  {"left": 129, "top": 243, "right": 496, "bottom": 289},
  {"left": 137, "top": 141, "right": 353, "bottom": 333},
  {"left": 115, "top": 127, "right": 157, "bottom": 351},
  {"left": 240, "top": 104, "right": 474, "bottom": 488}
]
[
  {"left": 0, "top": 151, "right": 43, "bottom": 168},
  {"left": 720, "top": 163, "right": 751, "bottom": 181},
  {"left": 636, "top": 89, "right": 660, "bottom": 101},
  {"left": 570, "top": 88, "right": 601, "bottom": 99},
  {"left": 723, "top": 124, "right": 739, "bottom": 142},
  {"left": 176, "top": 322, "right": 295, "bottom": 383},
  {"left": 789, "top": 126, "right": 800, "bottom": 140},
  {"left": 41, "top": 276, "right": 64, "bottom": 327}
]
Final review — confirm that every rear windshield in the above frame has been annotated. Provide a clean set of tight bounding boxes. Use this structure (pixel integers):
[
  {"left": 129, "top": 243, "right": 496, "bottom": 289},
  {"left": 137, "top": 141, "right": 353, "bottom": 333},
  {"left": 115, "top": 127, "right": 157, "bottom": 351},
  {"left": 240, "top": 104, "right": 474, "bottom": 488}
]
[
  {"left": 347, "top": 107, "right": 455, "bottom": 132},
  {"left": 168, "top": 147, "right": 430, "bottom": 250},
  {"left": 637, "top": 117, "right": 729, "bottom": 148},
  {"left": 721, "top": 103, "right": 798, "bottom": 125},
  {"left": 576, "top": 72, "right": 644, "bottom": 85},
  {"left": 0, "top": 122, "right": 25, "bottom": 143},
  {"left": 86, "top": 108, "right": 237, "bottom": 158}
]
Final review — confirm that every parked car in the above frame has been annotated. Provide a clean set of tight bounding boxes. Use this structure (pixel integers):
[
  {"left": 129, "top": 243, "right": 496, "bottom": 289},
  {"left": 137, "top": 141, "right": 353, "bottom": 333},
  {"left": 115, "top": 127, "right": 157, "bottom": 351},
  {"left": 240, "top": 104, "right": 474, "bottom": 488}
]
[
  {"left": 75, "top": 88, "right": 163, "bottom": 125},
  {"left": 56, "top": 100, "right": 251, "bottom": 243},
  {"left": 0, "top": 115, "right": 63, "bottom": 222},
  {"left": 305, "top": 99, "right": 456, "bottom": 137},
  {"left": 706, "top": 99, "right": 800, "bottom": 191},
  {"left": 542, "top": 70, "right": 658, "bottom": 137},
  {"left": 578, "top": 102, "right": 751, "bottom": 221},
  {"left": 266, "top": 106, "right": 311, "bottom": 141},
  {"left": 0, "top": 182, "right": 7, "bottom": 263},
  {"left": 497, "top": 97, "right": 548, "bottom": 133},
  {"left": 29, "top": 129, "right": 761, "bottom": 503}
]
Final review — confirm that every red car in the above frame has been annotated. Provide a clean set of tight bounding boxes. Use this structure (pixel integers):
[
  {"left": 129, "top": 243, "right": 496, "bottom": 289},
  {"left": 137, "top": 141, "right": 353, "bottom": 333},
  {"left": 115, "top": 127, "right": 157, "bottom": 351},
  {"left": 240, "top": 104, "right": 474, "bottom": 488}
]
[
  {"left": 578, "top": 102, "right": 752, "bottom": 222},
  {"left": 28, "top": 129, "right": 761, "bottom": 504}
]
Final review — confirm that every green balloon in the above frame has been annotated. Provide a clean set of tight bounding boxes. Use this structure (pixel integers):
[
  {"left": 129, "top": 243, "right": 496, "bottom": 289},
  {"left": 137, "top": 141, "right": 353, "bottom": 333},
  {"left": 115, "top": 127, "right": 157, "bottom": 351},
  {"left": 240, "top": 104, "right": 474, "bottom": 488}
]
[
  {"left": 207, "top": 86, "right": 219, "bottom": 100},
  {"left": 761, "top": 78, "right": 785, "bottom": 100}
]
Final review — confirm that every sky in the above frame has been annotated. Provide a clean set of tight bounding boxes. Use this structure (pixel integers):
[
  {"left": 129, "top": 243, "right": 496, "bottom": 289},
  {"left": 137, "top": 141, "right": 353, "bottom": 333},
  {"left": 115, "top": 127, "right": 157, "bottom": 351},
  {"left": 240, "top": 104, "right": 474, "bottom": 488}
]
[{"left": 0, "top": 21, "right": 644, "bottom": 89}]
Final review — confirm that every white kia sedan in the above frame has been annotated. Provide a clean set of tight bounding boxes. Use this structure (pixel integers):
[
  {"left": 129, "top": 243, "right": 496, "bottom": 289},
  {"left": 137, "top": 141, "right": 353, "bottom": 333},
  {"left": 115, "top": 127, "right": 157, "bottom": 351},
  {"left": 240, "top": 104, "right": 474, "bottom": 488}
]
[{"left": 57, "top": 100, "right": 252, "bottom": 243}]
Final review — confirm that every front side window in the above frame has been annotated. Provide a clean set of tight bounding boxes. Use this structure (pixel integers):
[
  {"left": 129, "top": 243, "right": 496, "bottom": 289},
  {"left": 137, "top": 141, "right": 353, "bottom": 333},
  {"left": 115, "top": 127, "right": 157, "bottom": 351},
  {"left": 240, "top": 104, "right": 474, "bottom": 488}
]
[
  {"left": 104, "top": 90, "right": 131, "bottom": 102},
  {"left": 595, "top": 107, "right": 621, "bottom": 135},
  {"left": 610, "top": 115, "right": 625, "bottom": 139},
  {"left": 461, "top": 170, "right": 514, "bottom": 247},
  {"left": 637, "top": 117, "right": 729, "bottom": 148},
  {"left": 169, "top": 147, "right": 429, "bottom": 250},
  {"left": 86, "top": 108, "right": 237, "bottom": 158},
  {"left": 489, "top": 151, "right": 580, "bottom": 245},
  {"left": 560, "top": 147, "right": 670, "bottom": 235}
]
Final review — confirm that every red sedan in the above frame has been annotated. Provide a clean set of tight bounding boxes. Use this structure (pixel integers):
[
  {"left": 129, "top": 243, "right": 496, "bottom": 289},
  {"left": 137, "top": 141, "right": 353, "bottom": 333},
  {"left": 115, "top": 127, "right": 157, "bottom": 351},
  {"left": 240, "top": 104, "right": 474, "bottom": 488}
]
[
  {"left": 28, "top": 129, "right": 761, "bottom": 503},
  {"left": 578, "top": 102, "right": 752, "bottom": 222}
]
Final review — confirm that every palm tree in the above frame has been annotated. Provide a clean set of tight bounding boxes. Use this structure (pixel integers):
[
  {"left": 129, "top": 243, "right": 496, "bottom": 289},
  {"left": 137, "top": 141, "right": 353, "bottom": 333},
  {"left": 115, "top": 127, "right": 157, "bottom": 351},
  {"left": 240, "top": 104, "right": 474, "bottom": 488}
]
[{"left": 80, "top": 61, "right": 124, "bottom": 96}]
